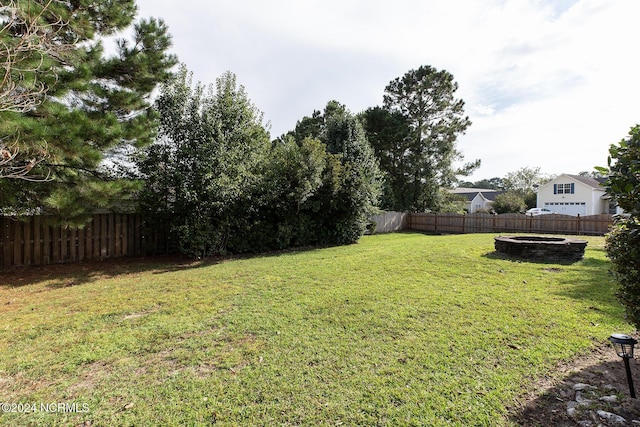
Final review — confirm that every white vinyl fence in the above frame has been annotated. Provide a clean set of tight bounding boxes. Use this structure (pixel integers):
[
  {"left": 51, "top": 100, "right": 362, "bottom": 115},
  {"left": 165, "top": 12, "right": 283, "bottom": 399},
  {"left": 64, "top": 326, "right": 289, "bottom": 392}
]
[{"left": 369, "top": 211, "right": 409, "bottom": 234}]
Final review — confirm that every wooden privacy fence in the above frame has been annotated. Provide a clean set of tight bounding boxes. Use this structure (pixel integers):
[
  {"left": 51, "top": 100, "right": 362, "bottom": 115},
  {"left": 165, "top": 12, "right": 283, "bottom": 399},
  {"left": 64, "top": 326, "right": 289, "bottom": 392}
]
[
  {"left": 1, "top": 213, "right": 145, "bottom": 268},
  {"left": 1, "top": 212, "right": 615, "bottom": 269},
  {"left": 408, "top": 212, "right": 614, "bottom": 236}
]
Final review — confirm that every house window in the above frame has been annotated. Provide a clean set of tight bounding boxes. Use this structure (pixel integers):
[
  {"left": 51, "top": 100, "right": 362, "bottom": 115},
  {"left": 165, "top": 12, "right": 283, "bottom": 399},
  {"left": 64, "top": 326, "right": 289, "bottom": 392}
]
[{"left": 554, "top": 183, "right": 575, "bottom": 194}]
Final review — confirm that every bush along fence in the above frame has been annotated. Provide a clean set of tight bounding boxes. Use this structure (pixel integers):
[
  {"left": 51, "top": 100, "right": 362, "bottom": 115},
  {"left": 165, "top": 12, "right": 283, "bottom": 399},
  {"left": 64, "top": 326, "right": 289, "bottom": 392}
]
[{"left": 1, "top": 212, "right": 614, "bottom": 269}]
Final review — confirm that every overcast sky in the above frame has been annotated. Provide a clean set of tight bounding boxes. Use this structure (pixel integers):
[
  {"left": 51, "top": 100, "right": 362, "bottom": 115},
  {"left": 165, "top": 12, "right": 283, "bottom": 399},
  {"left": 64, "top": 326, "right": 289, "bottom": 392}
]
[{"left": 133, "top": 0, "right": 640, "bottom": 181}]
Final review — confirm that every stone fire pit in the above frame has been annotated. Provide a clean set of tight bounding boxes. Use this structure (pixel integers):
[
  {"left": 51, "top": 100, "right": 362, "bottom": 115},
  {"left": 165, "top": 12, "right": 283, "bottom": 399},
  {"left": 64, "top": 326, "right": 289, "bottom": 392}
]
[{"left": 494, "top": 236, "right": 588, "bottom": 262}]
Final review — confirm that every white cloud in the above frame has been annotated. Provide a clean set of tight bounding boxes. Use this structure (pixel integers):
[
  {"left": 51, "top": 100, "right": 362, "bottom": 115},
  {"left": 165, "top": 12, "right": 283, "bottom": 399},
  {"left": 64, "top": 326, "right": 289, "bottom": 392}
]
[{"left": 135, "top": 0, "right": 640, "bottom": 180}]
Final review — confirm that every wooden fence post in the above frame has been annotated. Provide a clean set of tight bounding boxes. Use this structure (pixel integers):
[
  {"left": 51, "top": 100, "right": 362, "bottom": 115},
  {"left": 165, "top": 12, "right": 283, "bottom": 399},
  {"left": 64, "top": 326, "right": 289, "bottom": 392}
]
[
  {"left": 33, "top": 216, "right": 41, "bottom": 266},
  {"left": 24, "top": 219, "right": 31, "bottom": 266},
  {"left": 13, "top": 220, "right": 21, "bottom": 266},
  {"left": 2, "top": 218, "right": 12, "bottom": 268},
  {"left": 577, "top": 214, "right": 581, "bottom": 235}
]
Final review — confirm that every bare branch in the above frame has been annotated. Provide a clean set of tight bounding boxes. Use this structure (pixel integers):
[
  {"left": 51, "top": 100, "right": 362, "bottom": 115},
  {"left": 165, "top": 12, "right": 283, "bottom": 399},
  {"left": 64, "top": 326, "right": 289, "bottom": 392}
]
[
  {"left": 0, "top": 0, "right": 70, "bottom": 113},
  {"left": 0, "top": 1, "right": 70, "bottom": 180},
  {"left": 0, "top": 139, "right": 52, "bottom": 181}
]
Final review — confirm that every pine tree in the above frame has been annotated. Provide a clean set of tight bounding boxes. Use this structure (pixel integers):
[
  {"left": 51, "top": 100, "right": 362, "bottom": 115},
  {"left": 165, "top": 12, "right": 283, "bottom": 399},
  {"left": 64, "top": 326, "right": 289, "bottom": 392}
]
[
  {"left": 362, "top": 65, "right": 478, "bottom": 212},
  {"left": 0, "top": 0, "right": 177, "bottom": 223}
]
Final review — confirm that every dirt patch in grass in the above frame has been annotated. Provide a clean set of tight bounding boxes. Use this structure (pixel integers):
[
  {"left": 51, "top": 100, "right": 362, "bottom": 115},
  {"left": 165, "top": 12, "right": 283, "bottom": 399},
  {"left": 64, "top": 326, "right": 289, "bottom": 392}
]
[
  {"left": 0, "top": 371, "right": 56, "bottom": 401},
  {"left": 66, "top": 361, "right": 112, "bottom": 397},
  {"left": 122, "top": 306, "right": 161, "bottom": 320},
  {"left": 509, "top": 341, "right": 640, "bottom": 426}
]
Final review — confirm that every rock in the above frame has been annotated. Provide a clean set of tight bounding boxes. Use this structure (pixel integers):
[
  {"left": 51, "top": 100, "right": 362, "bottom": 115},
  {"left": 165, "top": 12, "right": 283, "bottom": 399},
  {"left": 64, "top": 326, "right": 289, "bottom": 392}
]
[
  {"left": 599, "top": 395, "right": 618, "bottom": 403},
  {"left": 596, "top": 410, "right": 627, "bottom": 425},
  {"left": 574, "top": 383, "right": 591, "bottom": 391},
  {"left": 576, "top": 391, "right": 593, "bottom": 406}
]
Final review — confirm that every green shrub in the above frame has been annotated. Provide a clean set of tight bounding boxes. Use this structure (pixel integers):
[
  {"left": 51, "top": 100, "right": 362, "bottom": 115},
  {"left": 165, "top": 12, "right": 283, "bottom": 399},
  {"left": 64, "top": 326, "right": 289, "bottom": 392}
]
[
  {"left": 492, "top": 191, "right": 526, "bottom": 214},
  {"left": 602, "top": 124, "right": 640, "bottom": 329},
  {"left": 606, "top": 219, "right": 640, "bottom": 327}
]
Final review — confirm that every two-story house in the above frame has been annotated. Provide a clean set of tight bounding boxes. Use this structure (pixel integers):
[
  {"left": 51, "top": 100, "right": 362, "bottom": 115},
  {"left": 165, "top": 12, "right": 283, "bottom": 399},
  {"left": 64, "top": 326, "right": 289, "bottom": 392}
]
[{"left": 536, "top": 174, "right": 611, "bottom": 216}]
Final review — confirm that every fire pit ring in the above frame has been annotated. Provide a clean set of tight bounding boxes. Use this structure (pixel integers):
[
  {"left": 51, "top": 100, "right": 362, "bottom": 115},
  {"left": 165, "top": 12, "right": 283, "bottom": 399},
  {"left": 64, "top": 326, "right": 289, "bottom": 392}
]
[{"left": 494, "top": 235, "right": 587, "bottom": 262}]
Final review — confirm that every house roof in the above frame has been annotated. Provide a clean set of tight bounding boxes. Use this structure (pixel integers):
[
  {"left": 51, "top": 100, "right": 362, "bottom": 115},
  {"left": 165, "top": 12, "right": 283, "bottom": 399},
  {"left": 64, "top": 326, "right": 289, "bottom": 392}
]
[
  {"left": 481, "top": 191, "right": 504, "bottom": 201},
  {"left": 449, "top": 187, "right": 497, "bottom": 193},
  {"left": 541, "top": 174, "right": 605, "bottom": 190},
  {"left": 458, "top": 192, "right": 483, "bottom": 202},
  {"left": 565, "top": 174, "right": 605, "bottom": 188},
  {"left": 448, "top": 188, "right": 503, "bottom": 202}
]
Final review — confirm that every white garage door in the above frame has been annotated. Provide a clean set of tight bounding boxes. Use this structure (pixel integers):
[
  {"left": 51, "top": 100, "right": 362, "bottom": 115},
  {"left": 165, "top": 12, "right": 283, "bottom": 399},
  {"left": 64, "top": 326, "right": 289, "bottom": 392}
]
[{"left": 544, "top": 202, "right": 587, "bottom": 216}]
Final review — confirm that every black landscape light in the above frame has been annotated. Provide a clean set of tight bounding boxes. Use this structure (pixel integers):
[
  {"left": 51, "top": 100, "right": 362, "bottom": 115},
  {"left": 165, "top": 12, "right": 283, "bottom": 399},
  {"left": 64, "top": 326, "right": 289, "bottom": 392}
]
[{"left": 609, "top": 333, "right": 638, "bottom": 398}]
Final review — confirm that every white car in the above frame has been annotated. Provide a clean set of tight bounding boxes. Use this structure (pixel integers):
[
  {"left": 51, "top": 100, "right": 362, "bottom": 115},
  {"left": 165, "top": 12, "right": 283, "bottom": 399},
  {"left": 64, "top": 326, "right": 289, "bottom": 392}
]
[{"left": 526, "top": 208, "right": 555, "bottom": 216}]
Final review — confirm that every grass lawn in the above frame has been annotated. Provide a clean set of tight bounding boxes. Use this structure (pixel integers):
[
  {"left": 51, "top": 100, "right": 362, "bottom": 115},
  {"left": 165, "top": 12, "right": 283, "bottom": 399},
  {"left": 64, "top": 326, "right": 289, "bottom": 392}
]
[{"left": 0, "top": 233, "right": 628, "bottom": 426}]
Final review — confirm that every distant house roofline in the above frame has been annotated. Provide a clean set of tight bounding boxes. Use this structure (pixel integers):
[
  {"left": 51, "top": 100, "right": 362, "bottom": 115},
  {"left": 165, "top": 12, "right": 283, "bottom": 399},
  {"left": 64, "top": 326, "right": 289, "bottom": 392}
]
[
  {"left": 538, "top": 174, "right": 605, "bottom": 191},
  {"left": 449, "top": 187, "right": 500, "bottom": 193},
  {"left": 447, "top": 188, "right": 504, "bottom": 202}
]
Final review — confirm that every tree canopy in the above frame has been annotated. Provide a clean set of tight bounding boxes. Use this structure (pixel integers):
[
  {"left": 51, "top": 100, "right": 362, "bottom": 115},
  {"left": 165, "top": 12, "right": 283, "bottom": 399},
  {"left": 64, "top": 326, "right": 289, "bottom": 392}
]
[
  {"left": 264, "top": 101, "right": 382, "bottom": 246},
  {"left": 361, "top": 65, "right": 478, "bottom": 212},
  {"left": 138, "top": 66, "right": 270, "bottom": 257},
  {"left": 139, "top": 74, "right": 381, "bottom": 257},
  {"left": 0, "top": 0, "right": 177, "bottom": 222},
  {"left": 1, "top": 0, "right": 70, "bottom": 115},
  {"left": 502, "top": 167, "right": 550, "bottom": 193},
  {"left": 501, "top": 166, "right": 552, "bottom": 210},
  {"left": 457, "top": 177, "right": 505, "bottom": 190}
]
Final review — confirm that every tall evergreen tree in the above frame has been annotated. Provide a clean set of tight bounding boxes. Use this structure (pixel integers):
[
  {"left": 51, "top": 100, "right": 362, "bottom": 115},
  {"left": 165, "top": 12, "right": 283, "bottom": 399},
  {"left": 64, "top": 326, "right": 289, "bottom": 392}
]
[
  {"left": 0, "top": 0, "right": 177, "bottom": 223},
  {"left": 278, "top": 100, "right": 382, "bottom": 243},
  {"left": 141, "top": 93, "right": 380, "bottom": 257},
  {"left": 359, "top": 106, "right": 411, "bottom": 210},
  {"left": 320, "top": 103, "right": 381, "bottom": 243},
  {"left": 363, "top": 65, "right": 478, "bottom": 212}
]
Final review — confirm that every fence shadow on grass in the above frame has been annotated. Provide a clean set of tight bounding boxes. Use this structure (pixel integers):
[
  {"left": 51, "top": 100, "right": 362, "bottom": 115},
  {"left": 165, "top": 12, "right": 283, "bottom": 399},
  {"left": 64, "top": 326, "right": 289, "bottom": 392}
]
[
  {"left": 0, "top": 244, "right": 337, "bottom": 289},
  {"left": 508, "top": 344, "right": 640, "bottom": 426},
  {"left": 1, "top": 255, "right": 186, "bottom": 289}
]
